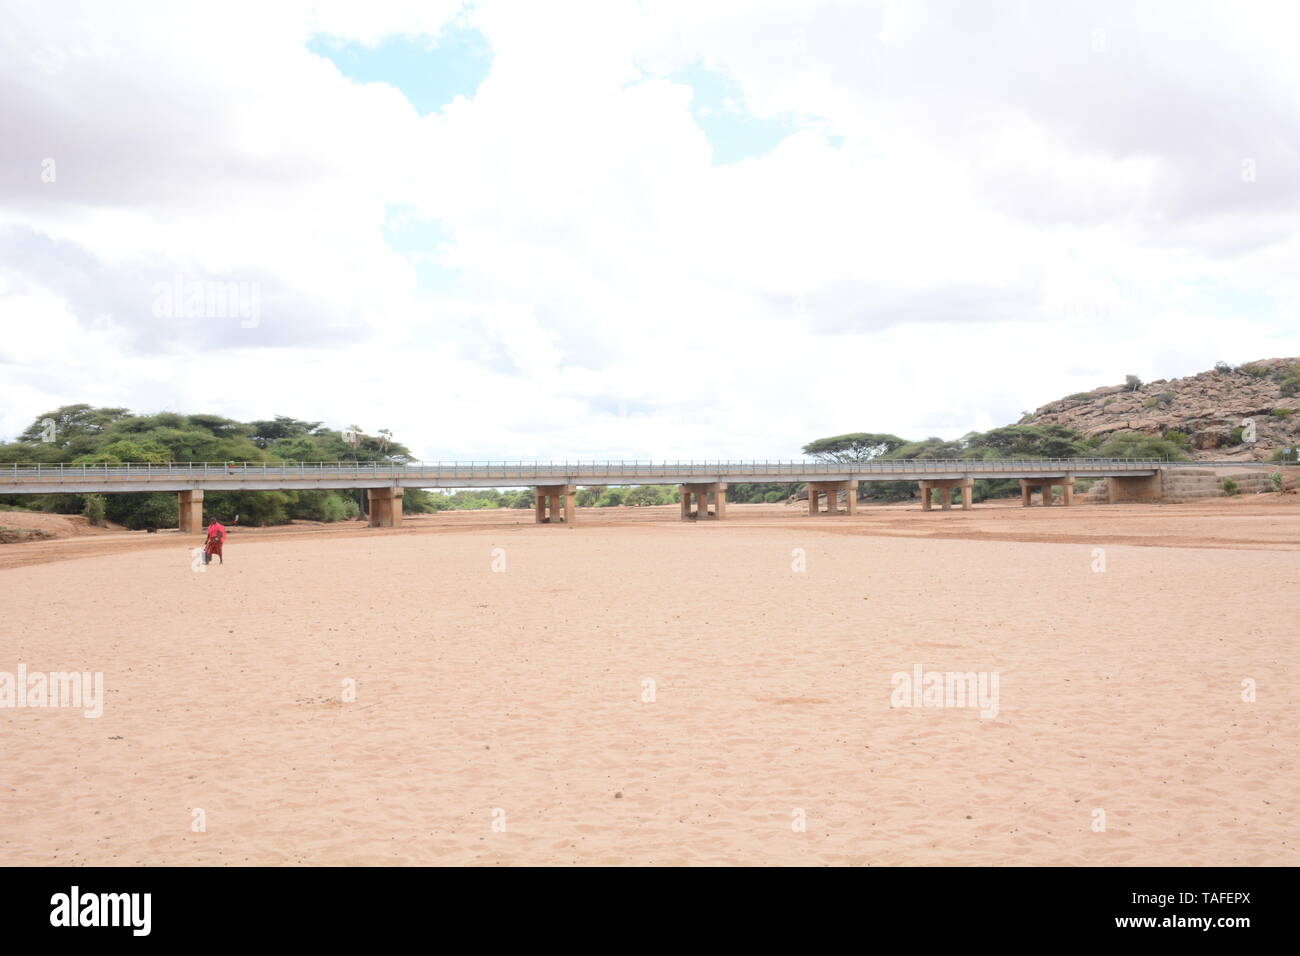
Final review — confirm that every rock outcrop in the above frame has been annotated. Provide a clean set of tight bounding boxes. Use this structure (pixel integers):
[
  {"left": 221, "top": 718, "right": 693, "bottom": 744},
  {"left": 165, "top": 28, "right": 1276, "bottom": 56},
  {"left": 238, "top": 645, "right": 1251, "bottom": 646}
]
[{"left": 1023, "top": 358, "right": 1300, "bottom": 461}]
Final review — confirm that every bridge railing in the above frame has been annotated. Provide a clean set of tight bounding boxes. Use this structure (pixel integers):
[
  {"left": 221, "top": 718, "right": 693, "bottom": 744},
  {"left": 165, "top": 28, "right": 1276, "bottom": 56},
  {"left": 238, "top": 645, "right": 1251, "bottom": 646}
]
[{"left": 0, "top": 456, "right": 1199, "bottom": 485}]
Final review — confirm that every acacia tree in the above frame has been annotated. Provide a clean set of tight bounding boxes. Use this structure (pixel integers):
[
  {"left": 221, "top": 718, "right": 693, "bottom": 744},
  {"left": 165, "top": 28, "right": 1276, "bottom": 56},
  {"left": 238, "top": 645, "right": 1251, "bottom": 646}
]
[{"left": 801, "top": 433, "right": 908, "bottom": 463}]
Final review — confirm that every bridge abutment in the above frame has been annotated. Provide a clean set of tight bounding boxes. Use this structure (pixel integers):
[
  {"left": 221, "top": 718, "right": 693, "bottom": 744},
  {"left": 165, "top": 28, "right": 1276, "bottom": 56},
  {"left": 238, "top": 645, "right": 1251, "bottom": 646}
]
[
  {"left": 535, "top": 484, "right": 576, "bottom": 523},
  {"left": 807, "top": 480, "right": 858, "bottom": 515},
  {"left": 367, "top": 487, "right": 404, "bottom": 527},
  {"left": 179, "top": 490, "right": 204, "bottom": 532},
  {"left": 681, "top": 482, "right": 726, "bottom": 519},
  {"left": 1107, "top": 473, "right": 1162, "bottom": 503}
]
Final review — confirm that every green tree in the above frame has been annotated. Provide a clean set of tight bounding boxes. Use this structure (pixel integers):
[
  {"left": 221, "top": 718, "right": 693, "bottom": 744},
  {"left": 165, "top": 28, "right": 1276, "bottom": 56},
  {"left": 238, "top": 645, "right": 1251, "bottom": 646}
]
[{"left": 802, "top": 433, "right": 908, "bottom": 462}]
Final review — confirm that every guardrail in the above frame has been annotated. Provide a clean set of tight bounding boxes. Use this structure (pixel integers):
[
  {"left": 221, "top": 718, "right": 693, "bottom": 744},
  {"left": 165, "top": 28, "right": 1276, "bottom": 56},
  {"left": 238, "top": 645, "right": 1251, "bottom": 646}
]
[{"left": 0, "top": 456, "right": 1258, "bottom": 485}]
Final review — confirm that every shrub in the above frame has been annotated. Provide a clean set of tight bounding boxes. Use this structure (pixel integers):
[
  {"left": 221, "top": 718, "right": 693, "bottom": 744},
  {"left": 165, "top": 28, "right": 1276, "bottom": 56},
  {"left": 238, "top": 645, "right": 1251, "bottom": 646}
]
[
  {"left": 1214, "top": 361, "right": 1234, "bottom": 374},
  {"left": 1272, "top": 408, "right": 1293, "bottom": 418},
  {"left": 1239, "top": 362, "right": 1267, "bottom": 378},
  {"left": 81, "top": 493, "right": 107, "bottom": 526},
  {"left": 763, "top": 490, "right": 784, "bottom": 503},
  {"left": 1270, "top": 472, "right": 1284, "bottom": 492},
  {"left": 1125, "top": 374, "right": 1143, "bottom": 391},
  {"left": 1230, "top": 426, "right": 1245, "bottom": 444},
  {"left": 1221, "top": 478, "right": 1239, "bottom": 496},
  {"left": 1094, "top": 431, "right": 1189, "bottom": 460}
]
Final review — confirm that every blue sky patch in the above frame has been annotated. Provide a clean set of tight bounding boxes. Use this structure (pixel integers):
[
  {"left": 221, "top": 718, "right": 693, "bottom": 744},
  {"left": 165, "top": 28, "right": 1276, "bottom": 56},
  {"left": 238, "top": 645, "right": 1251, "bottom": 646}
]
[
  {"left": 309, "top": 23, "right": 492, "bottom": 115},
  {"left": 671, "top": 62, "right": 805, "bottom": 165}
]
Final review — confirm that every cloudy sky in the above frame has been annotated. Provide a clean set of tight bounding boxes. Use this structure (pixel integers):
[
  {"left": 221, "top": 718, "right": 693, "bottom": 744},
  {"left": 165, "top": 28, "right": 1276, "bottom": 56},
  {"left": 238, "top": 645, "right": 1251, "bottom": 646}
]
[{"left": 3, "top": 0, "right": 1299, "bottom": 460}]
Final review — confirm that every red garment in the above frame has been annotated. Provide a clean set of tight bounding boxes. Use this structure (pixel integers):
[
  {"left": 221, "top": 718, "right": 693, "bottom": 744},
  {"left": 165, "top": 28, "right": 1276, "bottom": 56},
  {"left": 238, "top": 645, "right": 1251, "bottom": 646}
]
[{"left": 204, "top": 522, "right": 226, "bottom": 560}]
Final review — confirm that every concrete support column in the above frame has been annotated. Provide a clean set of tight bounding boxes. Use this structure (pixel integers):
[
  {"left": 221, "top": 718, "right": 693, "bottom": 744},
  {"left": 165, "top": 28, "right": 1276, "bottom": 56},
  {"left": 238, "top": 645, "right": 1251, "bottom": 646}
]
[
  {"left": 808, "top": 480, "right": 856, "bottom": 515},
  {"left": 1062, "top": 477, "right": 1075, "bottom": 506},
  {"left": 940, "top": 481, "right": 953, "bottom": 511},
  {"left": 1020, "top": 480, "right": 1032, "bottom": 507},
  {"left": 961, "top": 477, "right": 974, "bottom": 511},
  {"left": 1041, "top": 482, "right": 1053, "bottom": 506},
  {"left": 534, "top": 485, "right": 576, "bottom": 524},
  {"left": 367, "top": 487, "right": 403, "bottom": 527},
  {"left": 681, "top": 482, "right": 726, "bottom": 519},
  {"left": 920, "top": 481, "right": 932, "bottom": 511},
  {"left": 179, "top": 489, "right": 204, "bottom": 533}
]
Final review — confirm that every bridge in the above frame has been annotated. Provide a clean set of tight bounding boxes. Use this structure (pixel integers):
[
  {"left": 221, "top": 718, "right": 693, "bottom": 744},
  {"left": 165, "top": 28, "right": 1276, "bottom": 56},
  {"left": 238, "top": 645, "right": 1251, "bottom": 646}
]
[{"left": 0, "top": 459, "right": 1262, "bottom": 530}]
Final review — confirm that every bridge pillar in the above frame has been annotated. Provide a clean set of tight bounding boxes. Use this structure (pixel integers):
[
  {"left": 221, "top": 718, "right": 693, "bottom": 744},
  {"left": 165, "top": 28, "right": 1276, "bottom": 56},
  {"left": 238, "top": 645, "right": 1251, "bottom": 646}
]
[
  {"left": 681, "top": 482, "right": 726, "bottom": 519},
  {"left": 367, "top": 487, "right": 403, "bottom": 527},
  {"left": 1020, "top": 477, "right": 1073, "bottom": 506},
  {"left": 535, "top": 484, "right": 576, "bottom": 523},
  {"left": 919, "top": 480, "right": 968, "bottom": 511},
  {"left": 178, "top": 489, "right": 204, "bottom": 533},
  {"left": 808, "top": 480, "right": 857, "bottom": 515}
]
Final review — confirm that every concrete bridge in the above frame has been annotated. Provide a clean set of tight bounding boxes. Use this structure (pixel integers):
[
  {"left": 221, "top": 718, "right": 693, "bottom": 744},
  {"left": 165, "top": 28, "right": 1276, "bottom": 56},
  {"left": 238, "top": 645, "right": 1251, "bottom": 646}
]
[{"left": 0, "top": 459, "right": 1262, "bottom": 531}]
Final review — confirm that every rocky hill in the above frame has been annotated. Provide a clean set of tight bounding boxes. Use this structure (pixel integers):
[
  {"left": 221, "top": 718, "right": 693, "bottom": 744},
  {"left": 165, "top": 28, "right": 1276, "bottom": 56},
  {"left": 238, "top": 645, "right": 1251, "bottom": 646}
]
[{"left": 1022, "top": 358, "right": 1300, "bottom": 461}]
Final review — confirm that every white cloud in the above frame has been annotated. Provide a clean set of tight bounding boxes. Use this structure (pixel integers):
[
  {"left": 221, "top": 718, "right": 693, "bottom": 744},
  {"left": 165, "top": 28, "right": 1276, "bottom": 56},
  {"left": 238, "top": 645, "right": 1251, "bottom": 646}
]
[{"left": 2, "top": 0, "right": 1299, "bottom": 456}]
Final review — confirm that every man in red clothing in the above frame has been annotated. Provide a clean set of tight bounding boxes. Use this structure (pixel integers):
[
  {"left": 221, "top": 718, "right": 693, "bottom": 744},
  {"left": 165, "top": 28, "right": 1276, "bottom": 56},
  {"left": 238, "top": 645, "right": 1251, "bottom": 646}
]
[{"left": 203, "top": 520, "right": 227, "bottom": 565}]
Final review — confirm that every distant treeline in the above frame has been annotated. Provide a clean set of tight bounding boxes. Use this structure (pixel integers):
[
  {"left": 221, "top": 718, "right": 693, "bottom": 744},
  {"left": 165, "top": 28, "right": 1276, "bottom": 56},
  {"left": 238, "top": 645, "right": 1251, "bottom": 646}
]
[
  {"left": 801, "top": 424, "right": 1191, "bottom": 502},
  {"left": 1, "top": 406, "right": 1193, "bottom": 528},
  {"left": 0, "top": 406, "right": 426, "bottom": 529}
]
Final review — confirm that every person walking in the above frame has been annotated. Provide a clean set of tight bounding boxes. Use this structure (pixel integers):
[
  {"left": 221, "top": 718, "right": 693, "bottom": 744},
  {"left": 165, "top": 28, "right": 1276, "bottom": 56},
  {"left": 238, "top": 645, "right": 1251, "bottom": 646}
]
[{"left": 203, "top": 519, "right": 227, "bottom": 565}]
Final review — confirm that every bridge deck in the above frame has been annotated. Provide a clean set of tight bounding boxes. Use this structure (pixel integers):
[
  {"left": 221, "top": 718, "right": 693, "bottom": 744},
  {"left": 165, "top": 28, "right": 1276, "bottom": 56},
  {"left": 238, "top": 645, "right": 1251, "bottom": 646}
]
[{"left": 0, "top": 459, "right": 1254, "bottom": 495}]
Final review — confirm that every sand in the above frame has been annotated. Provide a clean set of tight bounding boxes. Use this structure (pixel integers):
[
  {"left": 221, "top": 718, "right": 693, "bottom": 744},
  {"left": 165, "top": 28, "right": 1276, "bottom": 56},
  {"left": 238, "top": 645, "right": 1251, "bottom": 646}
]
[{"left": 1, "top": 498, "right": 1296, "bottom": 865}]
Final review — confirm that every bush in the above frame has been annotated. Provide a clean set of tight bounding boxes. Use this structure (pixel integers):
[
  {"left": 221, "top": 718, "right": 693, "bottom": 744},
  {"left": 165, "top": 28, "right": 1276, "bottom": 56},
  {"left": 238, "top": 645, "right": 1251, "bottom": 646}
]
[
  {"left": 763, "top": 490, "right": 784, "bottom": 503},
  {"left": 1269, "top": 472, "right": 1283, "bottom": 492},
  {"left": 1221, "top": 478, "right": 1239, "bottom": 496},
  {"left": 1272, "top": 408, "right": 1293, "bottom": 418},
  {"left": 1239, "top": 363, "right": 1267, "bottom": 378},
  {"left": 1214, "top": 361, "right": 1234, "bottom": 374},
  {"left": 106, "top": 492, "right": 178, "bottom": 530},
  {"left": 1125, "top": 374, "right": 1143, "bottom": 391},
  {"left": 1094, "top": 431, "right": 1189, "bottom": 460},
  {"left": 81, "top": 493, "right": 107, "bottom": 526}
]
